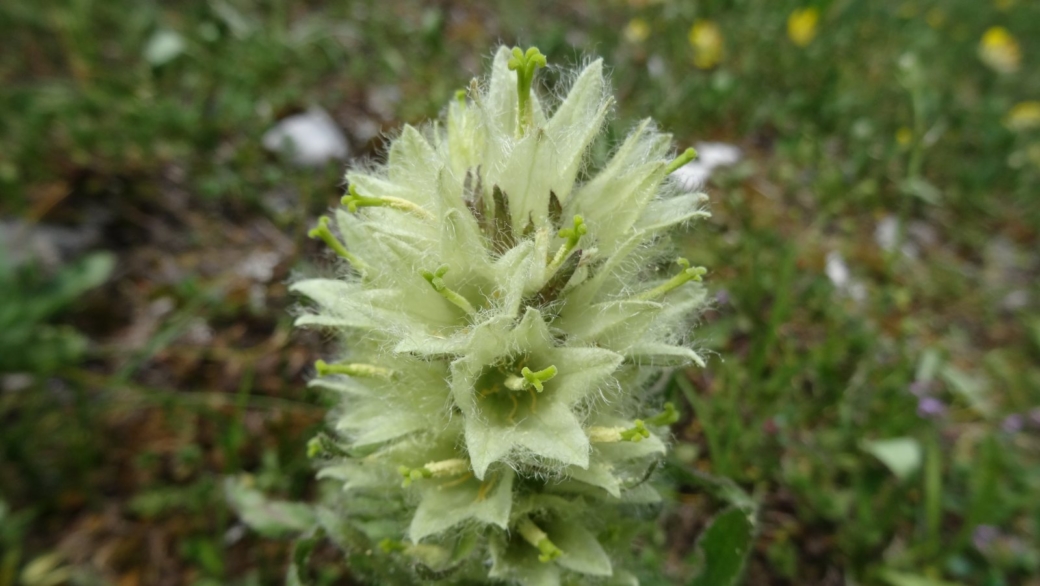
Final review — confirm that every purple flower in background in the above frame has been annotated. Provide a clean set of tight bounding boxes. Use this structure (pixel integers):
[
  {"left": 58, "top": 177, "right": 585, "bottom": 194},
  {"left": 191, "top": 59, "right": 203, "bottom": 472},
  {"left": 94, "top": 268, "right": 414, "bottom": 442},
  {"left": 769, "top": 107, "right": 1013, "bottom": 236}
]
[
  {"left": 714, "top": 288, "right": 730, "bottom": 306},
  {"left": 916, "top": 396, "right": 946, "bottom": 419},
  {"left": 972, "top": 525, "right": 999, "bottom": 553},
  {"left": 1001, "top": 414, "right": 1025, "bottom": 434},
  {"left": 909, "top": 380, "right": 933, "bottom": 397}
]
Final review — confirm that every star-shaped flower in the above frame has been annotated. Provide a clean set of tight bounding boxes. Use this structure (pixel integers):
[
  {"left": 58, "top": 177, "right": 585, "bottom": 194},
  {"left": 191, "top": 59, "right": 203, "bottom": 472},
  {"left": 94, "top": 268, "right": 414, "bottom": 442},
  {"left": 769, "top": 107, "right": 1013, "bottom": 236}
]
[{"left": 451, "top": 308, "right": 623, "bottom": 478}]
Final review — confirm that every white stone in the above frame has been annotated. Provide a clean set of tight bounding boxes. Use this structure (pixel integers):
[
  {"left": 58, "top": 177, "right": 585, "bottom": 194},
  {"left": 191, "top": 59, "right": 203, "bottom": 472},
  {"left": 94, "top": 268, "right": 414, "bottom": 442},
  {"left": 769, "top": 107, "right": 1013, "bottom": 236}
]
[{"left": 262, "top": 107, "right": 350, "bottom": 167}]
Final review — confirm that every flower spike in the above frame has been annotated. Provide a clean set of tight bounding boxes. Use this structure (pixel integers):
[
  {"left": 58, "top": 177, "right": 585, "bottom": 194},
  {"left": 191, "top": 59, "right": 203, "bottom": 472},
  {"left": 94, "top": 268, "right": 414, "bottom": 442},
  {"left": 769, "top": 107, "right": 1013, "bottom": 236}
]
[
  {"left": 507, "top": 46, "right": 547, "bottom": 134},
  {"left": 284, "top": 45, "right": 714, "bottom": 584}
]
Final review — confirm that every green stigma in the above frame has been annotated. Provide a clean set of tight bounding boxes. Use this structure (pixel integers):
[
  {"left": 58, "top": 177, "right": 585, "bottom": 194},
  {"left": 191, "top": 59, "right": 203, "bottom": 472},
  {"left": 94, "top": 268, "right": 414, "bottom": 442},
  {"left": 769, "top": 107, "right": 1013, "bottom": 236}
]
[
  {"left": 546, "top": 215, "right": 586, "bottom": 277},
  {"left": 507, "top": 46, "right": 547, "bottom": 134},
  {"left": 307, "top": 216, "right": 368, "bottom": 271},
  {"left": 342, "top": 184, "right": 434, "bottom": 220},
  {"left": 505, "top": 365, "right": 558, "bottom": 393},
  {"left": 619, "top": 420, "right": 651, "bottom": 442},
  {"left": 665, "top": 147, "right": 698, "bottom": 175},
  {"left": 421, "top": 265, "right": 478, "bottom": 316},
  {"left": 634, "top": 258, "right": 707, "bottom": 301},
  {"left": 646, "top": 402, "right": 680, "bottom": 426},
  {"left": 517, "top": 518, "right": 563, "bottom": 563}
]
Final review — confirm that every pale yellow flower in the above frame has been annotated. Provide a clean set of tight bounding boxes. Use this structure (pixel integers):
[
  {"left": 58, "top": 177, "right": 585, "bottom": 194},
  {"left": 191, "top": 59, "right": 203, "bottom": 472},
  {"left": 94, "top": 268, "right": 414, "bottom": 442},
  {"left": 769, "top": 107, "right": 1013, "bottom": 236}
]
[
  {"left": 1028, "top": 144, "right": 1040, "bottom": 168},
  {"left": 688, "top": 20, "right": 723, "bottom": 69},
  {"left": 624, "top": 18, "right": 651, "bottom": 44},
  {"left": 787, "top": 8, "right": 819, "bottom": 47},
  {"left": 978, "top": 26, "right": 1021, "bottom": 74},
  {"left": 1006, "top": 101, "right": 1040, "bottom": 132},
  {"left": 896, "top": 127, "right": 913, "bottom": 147},
  {"left": 926, "top": 8, "right": 946, "bottom": 30}
]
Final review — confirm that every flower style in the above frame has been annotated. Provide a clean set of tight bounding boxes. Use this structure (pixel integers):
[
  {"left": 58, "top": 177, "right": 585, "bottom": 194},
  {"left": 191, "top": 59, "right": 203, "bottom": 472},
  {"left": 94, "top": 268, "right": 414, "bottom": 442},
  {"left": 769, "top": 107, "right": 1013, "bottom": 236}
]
[{"left": 295, "top": 46, "right": 710, "bottom": 585}]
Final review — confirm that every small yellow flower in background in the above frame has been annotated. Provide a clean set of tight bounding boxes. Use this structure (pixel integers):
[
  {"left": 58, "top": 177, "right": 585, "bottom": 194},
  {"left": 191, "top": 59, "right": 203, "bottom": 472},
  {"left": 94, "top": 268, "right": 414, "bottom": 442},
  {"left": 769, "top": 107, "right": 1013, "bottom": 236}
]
[
  {"left": 978, "top": 26, "right": 1021, "bottom": 74},
  {"left": 994, "top": 0, "right": 1017, "bottom": 11},
  {"left": 926, "top": 8, "right": 946, "bottom": 30},
  {"left": 787, "top": 7, "right": 819, "bottom": 47},
  {"left": 1027, "top": 144, "right": 1040, "bottom": 168},
  {"left": 1006, "top": 101, "right": 1040, "bottom": 132},
  {"left": 896, "top": 2, "right": 919, "bottom": 19},
  {"left": 689, "top": 20, "right": 723, "bottom": 69},
  {"left": 625, "top": 18, "right": 651, "bottom": 44},
  {"left": 896, "top": 127, "right": 914, "bottom": 147}
]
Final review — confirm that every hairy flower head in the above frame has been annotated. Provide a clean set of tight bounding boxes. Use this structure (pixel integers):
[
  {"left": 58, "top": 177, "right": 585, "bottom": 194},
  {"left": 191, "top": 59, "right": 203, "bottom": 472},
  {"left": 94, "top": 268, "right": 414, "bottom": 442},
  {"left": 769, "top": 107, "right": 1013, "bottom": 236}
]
[{"left": 295, "top": 46, "right": 710, "bottom": 585}]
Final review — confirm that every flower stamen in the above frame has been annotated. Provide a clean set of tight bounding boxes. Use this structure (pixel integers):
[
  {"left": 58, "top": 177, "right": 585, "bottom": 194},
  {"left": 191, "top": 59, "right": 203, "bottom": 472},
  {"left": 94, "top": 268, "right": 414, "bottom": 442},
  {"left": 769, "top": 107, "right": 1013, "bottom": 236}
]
[
  {"left": 315, "top": 359, "right": 394, "bottom": 379},
  {"left": 398, "top": 458, "right": 471, "bottom": 487}
]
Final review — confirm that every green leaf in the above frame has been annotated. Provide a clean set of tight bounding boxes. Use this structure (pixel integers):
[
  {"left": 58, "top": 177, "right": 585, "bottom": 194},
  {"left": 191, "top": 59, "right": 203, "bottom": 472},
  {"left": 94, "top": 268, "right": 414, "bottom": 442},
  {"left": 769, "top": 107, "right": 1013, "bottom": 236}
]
[
  {"left": 877, "top": 569, "right": 964, "bottom": 586},
  {"left": 224, "top": 477, "right": 316, "bottom": 537},
  {"left": 689, "top": 508, "right": 755, "bottom": 586},
  {"left": 860, "top": 437, "right": 922, "bottom": 481},
  {"left": 940, "top": 365, "right": 993, "bottom": 416},
  {"left": 546, "top": 519, "right": 612, "bottom": 577},
  {"left": 286, "top": 530, "right": 323, "bottom": 586},
  {"left": 666, "top": 458, "right": 756, "bottom": 514}
]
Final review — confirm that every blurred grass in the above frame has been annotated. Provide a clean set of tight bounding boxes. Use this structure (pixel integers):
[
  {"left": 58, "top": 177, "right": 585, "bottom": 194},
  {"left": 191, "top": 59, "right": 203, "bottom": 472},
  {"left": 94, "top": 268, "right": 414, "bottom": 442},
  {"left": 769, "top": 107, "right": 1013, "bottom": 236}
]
[{"left": 1, "top": 0, "right": 1038, "bottom": 585}]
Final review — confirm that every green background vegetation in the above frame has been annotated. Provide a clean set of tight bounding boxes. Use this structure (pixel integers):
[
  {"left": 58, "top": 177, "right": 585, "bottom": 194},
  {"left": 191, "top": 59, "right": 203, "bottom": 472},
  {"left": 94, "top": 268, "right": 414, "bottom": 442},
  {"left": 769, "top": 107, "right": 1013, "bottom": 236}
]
[{"left": 1, "top": 0, "right": 1038, "bottom": 584}]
